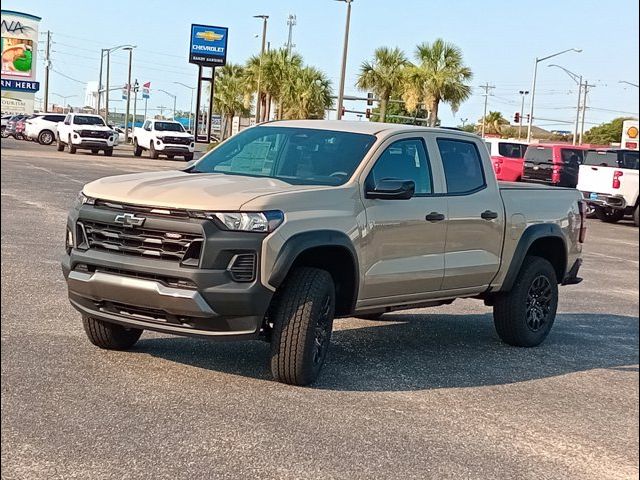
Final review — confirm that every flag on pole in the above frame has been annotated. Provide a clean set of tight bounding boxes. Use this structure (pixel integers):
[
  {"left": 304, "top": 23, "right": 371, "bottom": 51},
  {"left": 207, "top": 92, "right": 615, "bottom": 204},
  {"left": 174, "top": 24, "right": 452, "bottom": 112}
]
[
  {"left": 142, "top": 81, "right": 151, "bottom": 99},
  {"left": 122, "top": 83, "right": 129, "bottom": 100}
]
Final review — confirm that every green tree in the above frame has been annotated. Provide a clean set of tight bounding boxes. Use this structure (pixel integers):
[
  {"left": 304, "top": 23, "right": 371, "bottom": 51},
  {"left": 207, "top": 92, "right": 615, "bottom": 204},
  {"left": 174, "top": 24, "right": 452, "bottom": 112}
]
[
  {"left": 584, "top": 117, "right": 634, "bottom": 145},
  {"left": 403, "top": 39, "right": 473, "bottom": 127},
  {"left": 479, "top": 111, "right": 509, "bottom": 135},
  {"left": 356, "top": 47, "right": 408, "bottom": 122},
  {"left": 214, "top": 64, "right": 250, "bottom": 139},
  {"left": 281, "top": 66, "right": 333, "bottom": 120}
]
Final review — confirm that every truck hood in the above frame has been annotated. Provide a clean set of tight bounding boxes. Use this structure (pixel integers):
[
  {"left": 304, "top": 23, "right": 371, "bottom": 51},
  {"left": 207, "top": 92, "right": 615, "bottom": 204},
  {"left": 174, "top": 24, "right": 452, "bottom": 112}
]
[{"left": 83, "top": 170, "right": 321, "bottom": 210}]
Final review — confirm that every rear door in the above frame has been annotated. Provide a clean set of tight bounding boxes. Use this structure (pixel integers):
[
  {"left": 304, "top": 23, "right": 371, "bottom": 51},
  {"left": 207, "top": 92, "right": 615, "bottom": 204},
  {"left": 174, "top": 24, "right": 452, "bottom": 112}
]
[
  {"left": 523, "top": 145, "right": 554, "bottom": 183},
  {"left": 558, "top": 148, "right": 585, "bottom": 187},
  {"left": 434, "top": 135, "right": 506, "bottom": 290}
]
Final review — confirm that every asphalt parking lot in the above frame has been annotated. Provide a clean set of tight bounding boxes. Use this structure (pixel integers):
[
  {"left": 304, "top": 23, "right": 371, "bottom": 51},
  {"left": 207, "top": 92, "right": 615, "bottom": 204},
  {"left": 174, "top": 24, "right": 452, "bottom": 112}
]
[{"left": 1, "top": 138, "right": 638, "bottom": 480}]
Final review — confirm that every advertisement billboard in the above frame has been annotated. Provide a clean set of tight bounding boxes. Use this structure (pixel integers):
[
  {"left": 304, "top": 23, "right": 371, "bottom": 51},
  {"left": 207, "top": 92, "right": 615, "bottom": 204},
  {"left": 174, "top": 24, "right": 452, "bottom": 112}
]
[
  {"left": 621, "top": 119, "right": 639, "bottom": 151},
  {"left": 189, "top": 24, "right": 228, "bottom": 67}
]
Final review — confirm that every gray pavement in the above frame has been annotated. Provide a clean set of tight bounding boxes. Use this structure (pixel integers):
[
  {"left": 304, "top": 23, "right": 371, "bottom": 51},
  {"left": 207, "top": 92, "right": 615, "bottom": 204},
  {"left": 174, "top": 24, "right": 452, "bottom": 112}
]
[{"left": 1, "top": 138, "right": 638, "bottom": 480}]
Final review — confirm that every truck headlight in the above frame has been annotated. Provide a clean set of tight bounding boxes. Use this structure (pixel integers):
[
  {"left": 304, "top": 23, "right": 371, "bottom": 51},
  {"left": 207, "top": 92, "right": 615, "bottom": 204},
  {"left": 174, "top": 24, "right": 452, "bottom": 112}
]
[
  {"left": 73, "top": 192, "right": 95, "bottom": 210},
  {"left": 197, "top": 211, "right": 284, "bottom": 233}
]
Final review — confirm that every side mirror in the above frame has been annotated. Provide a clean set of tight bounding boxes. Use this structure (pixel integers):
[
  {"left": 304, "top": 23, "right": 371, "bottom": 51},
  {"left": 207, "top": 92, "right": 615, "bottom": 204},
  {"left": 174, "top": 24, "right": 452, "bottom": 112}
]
[{"left": 366, "top": 179, "right": 415, "bottom": 200}]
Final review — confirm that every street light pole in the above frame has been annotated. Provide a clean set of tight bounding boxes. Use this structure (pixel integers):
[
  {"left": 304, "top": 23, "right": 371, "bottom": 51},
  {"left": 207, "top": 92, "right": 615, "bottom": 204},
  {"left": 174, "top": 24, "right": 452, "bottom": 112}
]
[
  {"left": 124, "top": 47, "right": 134, "bottom": 143},
  {"left": 336, "top": 0, "right": 353, "bottom": 120},
  {"left": 518, "top": 90, "right": 529, "bottom": 140},
  {"left": 174, "top": 82, "right": 196, "bottom": 132},
  {"left": 548, "top": 64, "right": 583, "bottom": 145},
  {"left": 97, "top": 49, "right": 105, "bottom": 116},
  {"left": 619, "top": 80, "right": 639, "bottom": 88},
  {"left": 158, "top": 90, "right": 178, "bottom": 120},
  {"left": 526, "top": 48, "right": 582, "bottom": 142},
  {"left": 105, "top": 51, "right": 111, "bottom": 123},
  {"left": 254, "top": 15, "right": 269, "bottom": 123}
]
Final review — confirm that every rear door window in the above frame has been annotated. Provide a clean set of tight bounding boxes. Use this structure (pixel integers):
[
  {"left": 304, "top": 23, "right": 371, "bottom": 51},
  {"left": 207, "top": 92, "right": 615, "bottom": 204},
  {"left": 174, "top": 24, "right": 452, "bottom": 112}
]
[
  {"left": 621, "top": 151, "right": 639, "bottom": 170},
  {"left": 560, "top": 148, "right": 584, "bottom": 167},
  {"left": 437, "top": 138, "right": 486, "bottom": 194},
  {"left": 498, "top": 142, "right": 525, "bottom": 158}
]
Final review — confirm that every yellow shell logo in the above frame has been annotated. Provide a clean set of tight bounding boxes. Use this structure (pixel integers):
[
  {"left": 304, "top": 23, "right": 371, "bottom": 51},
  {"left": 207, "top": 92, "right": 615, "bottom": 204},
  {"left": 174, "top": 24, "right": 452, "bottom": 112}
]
[
  {"left": 627, "top": 126, "right": 639, "bottom": 139},
  {"left": 196, "top": 31, "right": 224, "bottom": 42}
]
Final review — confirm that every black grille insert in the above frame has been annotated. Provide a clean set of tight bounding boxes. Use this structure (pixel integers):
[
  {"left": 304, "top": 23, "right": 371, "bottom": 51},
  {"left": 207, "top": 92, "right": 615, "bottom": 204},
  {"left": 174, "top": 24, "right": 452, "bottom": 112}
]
[
  {"left": 228, "top": 253, "right": 257, "bottom": 282},
  {"left": 162, "top": 136, "right": 191, "bottom": 145}
]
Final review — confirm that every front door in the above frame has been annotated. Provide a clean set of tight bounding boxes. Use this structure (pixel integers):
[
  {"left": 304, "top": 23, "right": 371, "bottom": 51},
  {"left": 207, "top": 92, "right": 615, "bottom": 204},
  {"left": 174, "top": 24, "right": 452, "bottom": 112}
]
[{"left": 360, "top": 136, "right": 447, "bottom": 301}]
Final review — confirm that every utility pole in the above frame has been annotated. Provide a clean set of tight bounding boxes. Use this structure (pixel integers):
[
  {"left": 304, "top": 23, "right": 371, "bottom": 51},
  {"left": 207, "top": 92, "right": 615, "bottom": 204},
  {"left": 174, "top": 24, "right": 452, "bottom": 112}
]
[
  {"left": 518, "top": 90, "right": 529, "bottom": 140},
  {"left": 157, "top": 105, "right": 167, "bottom": 117},
  {"left": 43, "top": 31, "right": 52, "bottom": 112},
  {"left": 579, "top": 81, "right": 595, "bottom": 145},
  {"left": 132, "top": 79, "right": 139, "bottom": 131},
  {"left": 480, "top": 83, "right": 495, "bottom": 138},
  {"left": 254, "top": 15, "right": 269, "bottom": 123},
  {"left": 285, "top": 14, "right": 297, "bottom": 54},
  {"left": 124, "top": 47, "right": 133, "bottom": 143},
  {"left": 336, "top": 0, "right": 353, "bottom": 120}
]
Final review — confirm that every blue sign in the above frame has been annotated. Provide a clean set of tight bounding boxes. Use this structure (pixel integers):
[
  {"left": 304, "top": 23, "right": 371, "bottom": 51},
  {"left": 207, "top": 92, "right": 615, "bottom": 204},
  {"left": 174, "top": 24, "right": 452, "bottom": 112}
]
[
  {"left": 189, "top": 24, "right": 228, "bottom": 67},
  {"left": 1, "top": 79, "right": 40, "bottom": 93}
]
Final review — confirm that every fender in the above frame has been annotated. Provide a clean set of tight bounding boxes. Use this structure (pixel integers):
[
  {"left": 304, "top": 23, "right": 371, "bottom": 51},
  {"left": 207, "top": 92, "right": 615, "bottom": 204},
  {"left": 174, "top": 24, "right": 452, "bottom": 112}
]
[
  {"left": 269, "top": 229, "right": 359, "bottom": 291},
  {"left": 498, "top": 223, "right": 567, "bottom": 292}
]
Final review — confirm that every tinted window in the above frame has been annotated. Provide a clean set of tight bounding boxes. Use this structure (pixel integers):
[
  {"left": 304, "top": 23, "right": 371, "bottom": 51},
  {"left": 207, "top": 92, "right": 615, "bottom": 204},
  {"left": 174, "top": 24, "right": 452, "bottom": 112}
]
[
  {"left": 498, "top": 142, "right": 525, "bottom": 158},
  {"left": 193, "top": 126, "right": 377, "bottom": 186},
  {"left": 73, "top": 115, "right": 105, "bottom": 126},
  {"left": 369, "top": 139, "right": 432, "bottom": 194},
  {"left": 155, "top": 121, "right": 184, "bottom": 132},
  {"left": 621, "top": 151, "right": 639, "bottom": 170},
  {"left": 43, "top": 115, "right": 65, "bottom": 122},
  {"left": 524, "top": 146, "right": 552, "bottom": 162},
  {"left": 583, "top": 150, "right": 619, "bottom": 167},
  {"left": 560, "top": 148, "right": 584, "bottom": 167},
  {"left": 437, "top": 138, "right": 486, "bottom": 194}
]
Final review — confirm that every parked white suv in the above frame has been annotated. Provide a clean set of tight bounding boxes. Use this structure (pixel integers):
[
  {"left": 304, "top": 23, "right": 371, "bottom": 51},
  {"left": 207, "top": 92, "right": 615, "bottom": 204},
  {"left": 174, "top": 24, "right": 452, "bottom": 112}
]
[
  {"left": 57, "top": 114, "right": 118, "bottom": 156},
  {"left": 133, "top": 119, "right": 195, "bottom": 160},
  {"left": 25, "top": 113, "right": 66, "bottom": 145}
]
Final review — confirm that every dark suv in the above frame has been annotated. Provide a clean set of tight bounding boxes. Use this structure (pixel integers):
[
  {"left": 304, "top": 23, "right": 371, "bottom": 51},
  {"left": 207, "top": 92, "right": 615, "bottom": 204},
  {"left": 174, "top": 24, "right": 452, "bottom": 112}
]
[{"left": 522, "top": 144, "right": 589, "bottom": 187}]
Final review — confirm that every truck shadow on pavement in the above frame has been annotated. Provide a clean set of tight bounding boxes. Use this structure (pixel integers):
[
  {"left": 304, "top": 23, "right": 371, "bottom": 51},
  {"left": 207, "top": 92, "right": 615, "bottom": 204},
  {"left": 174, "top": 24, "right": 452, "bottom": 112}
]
[{"left": 135, "top": 312, "right": 639, "bottom": 391}]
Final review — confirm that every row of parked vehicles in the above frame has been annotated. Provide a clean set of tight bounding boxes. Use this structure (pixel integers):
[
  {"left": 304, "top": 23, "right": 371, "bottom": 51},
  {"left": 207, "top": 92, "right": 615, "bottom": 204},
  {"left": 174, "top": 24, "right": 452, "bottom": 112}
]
[
  {"left": 486, "top": 138, "right": 639, "bottom": 226},
  {"left": 1, "top": 112, "right": 196, "bottom": 160}
]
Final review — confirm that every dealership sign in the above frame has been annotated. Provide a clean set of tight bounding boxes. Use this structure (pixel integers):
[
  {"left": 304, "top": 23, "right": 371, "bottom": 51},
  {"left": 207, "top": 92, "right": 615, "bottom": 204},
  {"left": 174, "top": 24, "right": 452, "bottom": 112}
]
[
  {"left": 1, "top": 78, "right": 39, "bottom": 92},
  {"left": 189, "top": 24, "right": 228, "bottom": 67}
]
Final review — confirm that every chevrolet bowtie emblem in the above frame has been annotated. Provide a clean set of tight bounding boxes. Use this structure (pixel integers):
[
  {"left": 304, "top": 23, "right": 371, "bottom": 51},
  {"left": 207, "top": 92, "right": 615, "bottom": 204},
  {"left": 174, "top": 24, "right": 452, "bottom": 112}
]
[
  {"left": 196, "top": 30, "right": 224, "bottom": 42},
  {"left": 114, "top": 213, "right": 146, "bottom": 227}
]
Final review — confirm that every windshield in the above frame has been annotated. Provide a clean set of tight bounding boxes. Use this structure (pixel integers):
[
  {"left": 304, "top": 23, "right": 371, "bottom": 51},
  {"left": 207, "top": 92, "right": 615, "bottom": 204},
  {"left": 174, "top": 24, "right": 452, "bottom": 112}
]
[
  {"left": 73, "top": 115, "right": 105, "bottom": 126},
  {"left": 191, "top": 126, "right": 377, "bottom": 186},
  {"left": 584, "top": 151, "right": 618, "bottom": 167},
  {"left": 155, "top": 121, "right": 185, "bottom": 132}
]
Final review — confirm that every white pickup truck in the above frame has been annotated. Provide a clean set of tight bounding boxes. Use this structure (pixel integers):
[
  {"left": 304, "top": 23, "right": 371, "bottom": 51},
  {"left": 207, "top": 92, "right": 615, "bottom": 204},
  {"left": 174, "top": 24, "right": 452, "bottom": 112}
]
[
  {"left": 132, "top": 119, "right": 195, "bottom": 161},
  {"left": 56, "top": 113, "right": 118, "bottom": 156},
  {"left": 577, "top": 148, "right": 639, "bottom": 226}
]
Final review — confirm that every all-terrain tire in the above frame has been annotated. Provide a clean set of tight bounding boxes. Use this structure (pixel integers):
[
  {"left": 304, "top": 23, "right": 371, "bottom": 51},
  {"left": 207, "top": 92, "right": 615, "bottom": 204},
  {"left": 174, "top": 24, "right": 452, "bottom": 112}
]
[
  {"left": 270, "top": 267, "right": 336, "bottom": 386},
  {"left": 595, "top": 206, "right": 624, "bottom": 223},
  {"left": 493, "top": 256, "right": 559, "bottom": 347},
  {"left": 104, "top": 148, "right": 113, "bottom": 156},
  {"left": 68, "top": 136, "right": 77, "bottom": 154},
  {"left": 56, "top": 137, "right": 65, "bottom": 151},
  {"left": 184, "top": 153, "right": 194, "bottom": 161},
  {"left": 133, "top": 139, "right": 143, "bottom": 157},
  {"left": 82, "top": 316, "right": 143, "bottom": 350},
  {"left": 149, "top": 141, "right": 159, "bottom": 159}
]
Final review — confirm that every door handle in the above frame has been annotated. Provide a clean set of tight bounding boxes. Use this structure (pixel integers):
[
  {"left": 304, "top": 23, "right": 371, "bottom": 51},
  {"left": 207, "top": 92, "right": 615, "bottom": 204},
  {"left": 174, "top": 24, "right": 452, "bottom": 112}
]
[
  {"left": 481, "top": 210, "right": 499, "bottom": 220},
  {"left": 425, "top": 212, "right": 446, "bottom": 222}
]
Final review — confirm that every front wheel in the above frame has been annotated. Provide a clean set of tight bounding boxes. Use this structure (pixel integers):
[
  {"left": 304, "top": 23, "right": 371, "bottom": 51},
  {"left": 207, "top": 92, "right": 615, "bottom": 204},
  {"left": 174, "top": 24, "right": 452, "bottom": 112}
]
[
  {"left": 184, "top": 153, "right": 194, "bottom": 161},
  {"left": 68, "top": 136, "right": 77, "bottom": 154},
  {"left": 104, "top": 148, "right": 113, "bottom": 157},
  {"left": 270, "top": 267, "right": 336, "bottom": 386},
  {"left": 493, "top": 256, "right": 558, "bottom": 347},
  {"left": 82, "top": 316, "right": 142, "bottom": 350},
  {"left": 38, "top": 130, "right": 54, "bottom": 145},
  {"left": 149, "top": 142, "right": 159, "bottom": 159},
  {"left": 595, "top": 207, "right": 624, "bottom": 223},
  {"left": 56, "top": 138, "right": 65, "bottom": 151}
]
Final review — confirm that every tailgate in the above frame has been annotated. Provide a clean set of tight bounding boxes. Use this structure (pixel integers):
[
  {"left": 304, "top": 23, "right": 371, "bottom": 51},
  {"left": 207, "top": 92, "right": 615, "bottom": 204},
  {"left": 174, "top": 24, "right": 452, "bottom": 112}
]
[
  {"left": 522, "top": 146, "right": 554, "bottom": 183},
  {"left": 577, "top": 164, "right": 613, "bottom": 194}
]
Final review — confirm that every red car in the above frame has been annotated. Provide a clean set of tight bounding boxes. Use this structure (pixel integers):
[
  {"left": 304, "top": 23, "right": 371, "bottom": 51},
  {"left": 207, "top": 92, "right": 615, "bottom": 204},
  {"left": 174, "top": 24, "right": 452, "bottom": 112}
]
[
  {"left": 485, "top": 138, "right": 528, "bottom": 182},
  {"left": 522, "top": 144, "right": 589, "bottom": 188},
  {"left": 14, "top": 117, "right": 28, "bottom": 140}
]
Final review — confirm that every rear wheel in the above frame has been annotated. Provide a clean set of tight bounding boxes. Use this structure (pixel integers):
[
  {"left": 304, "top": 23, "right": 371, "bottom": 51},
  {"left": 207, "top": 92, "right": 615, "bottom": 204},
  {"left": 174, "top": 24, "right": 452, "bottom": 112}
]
[
  {"left": 493, "top": 256, "right": 558, "bottom": 347},
  {"left": 149, "top": 142, "right": 159, "bottom": 159},
  {"left": 82, "top": 316, "right": 142, "bottom": 350},
  {"left": 595, "top": 207, "right": 624, "bottom": 224},
  {"left": 56, "top": 137, "right": 65, "bottom": 151},
  {"left": 133, "top": 139, "right": 143, "bottom": 156},
  {"left": 0, "top": 126, "right": 7, "bottom": 138},
  {"left": 38, "top": 129, "right": 54, "bottom": 145},
  {"left": 270, "top": 267, "right": 336, "bottom": 386}
]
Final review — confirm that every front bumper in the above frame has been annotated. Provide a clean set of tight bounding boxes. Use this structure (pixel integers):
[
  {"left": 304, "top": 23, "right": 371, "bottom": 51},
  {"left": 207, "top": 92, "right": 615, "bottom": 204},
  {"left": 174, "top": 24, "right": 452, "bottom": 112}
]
[{"left": 581, "top": 191, "right": 627, "bottom": 210}]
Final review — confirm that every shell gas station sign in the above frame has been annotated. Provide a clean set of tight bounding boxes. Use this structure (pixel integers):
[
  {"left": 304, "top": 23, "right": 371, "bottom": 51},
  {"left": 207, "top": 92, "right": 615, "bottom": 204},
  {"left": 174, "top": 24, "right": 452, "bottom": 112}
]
[{"left": 621, "top": 120, "right": 639, "bottom": 151}]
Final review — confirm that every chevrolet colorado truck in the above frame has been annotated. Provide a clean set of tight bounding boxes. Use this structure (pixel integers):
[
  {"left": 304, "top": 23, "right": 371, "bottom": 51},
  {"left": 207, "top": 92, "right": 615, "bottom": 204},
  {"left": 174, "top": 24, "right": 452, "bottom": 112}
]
[
  {"left": 57, "top": 113, "right": 118, "bottom": 156},
  {"left": 132, "top": 119, "right": 195, "bottom": 161},
  {"left": 62, "top": 121, "right": 586, "bottom": 386}
]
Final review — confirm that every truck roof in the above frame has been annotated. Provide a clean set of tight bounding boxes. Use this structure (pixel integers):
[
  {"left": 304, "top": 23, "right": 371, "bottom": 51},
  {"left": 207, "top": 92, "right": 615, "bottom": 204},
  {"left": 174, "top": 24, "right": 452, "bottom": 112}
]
[{"left": 265, "top": 119, "right": 479, "bottom": 139}]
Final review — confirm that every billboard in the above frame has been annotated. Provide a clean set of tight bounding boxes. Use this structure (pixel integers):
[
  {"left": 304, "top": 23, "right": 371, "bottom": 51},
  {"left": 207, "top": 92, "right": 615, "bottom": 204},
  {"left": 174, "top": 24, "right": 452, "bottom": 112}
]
[
  {"left": 1, "top": 10, "right": 40, "bottom": 113},
  {"left": 189, "top": 24, "right": 228, "bottom": 67},
  {"left": 621, "top": 119, "right": 639, "bottom": 151}
]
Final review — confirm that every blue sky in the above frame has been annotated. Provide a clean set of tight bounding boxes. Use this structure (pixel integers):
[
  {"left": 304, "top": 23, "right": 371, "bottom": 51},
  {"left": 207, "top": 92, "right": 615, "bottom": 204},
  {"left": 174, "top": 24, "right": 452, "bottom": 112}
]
[{"left": 3, "top": 0, "right": 639, "bottom": 129}]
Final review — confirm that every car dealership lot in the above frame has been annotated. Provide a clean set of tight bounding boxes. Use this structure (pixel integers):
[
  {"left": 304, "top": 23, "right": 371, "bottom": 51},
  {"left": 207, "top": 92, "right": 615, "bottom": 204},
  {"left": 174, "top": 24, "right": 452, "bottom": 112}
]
[{"left": 1, "top": 138, "right": 638, "bottom": 480}]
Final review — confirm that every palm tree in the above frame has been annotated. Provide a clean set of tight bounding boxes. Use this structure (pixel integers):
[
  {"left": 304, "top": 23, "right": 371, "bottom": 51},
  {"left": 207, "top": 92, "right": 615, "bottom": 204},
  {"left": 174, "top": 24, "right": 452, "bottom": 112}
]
[
  {"left": 214, "top": 64, "right": 250, "bottom": 139},
  {"left": 480, "top": 111, "right": 509, "bottom": 135},
  {"left": 282, "top": 66, "right": 333, "bottom": 119},
  {"left": 356, "top": 47, "right": 408, "bottom": 122},
  {"left": 403, "top": 39, "right": 473, "bottom": 127}
]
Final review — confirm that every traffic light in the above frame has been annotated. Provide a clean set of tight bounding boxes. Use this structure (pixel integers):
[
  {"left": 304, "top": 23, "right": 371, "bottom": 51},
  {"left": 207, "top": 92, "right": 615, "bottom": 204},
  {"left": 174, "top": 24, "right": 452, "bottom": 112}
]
[
  {"left": 365, "top": 108, "right": 371, "bottom": 119},
  {"left": 514, "top": 112, "right": 520, "bottom": 123},
  {"left": 367, "top": 92, "right": 374, "bottom": 106}
]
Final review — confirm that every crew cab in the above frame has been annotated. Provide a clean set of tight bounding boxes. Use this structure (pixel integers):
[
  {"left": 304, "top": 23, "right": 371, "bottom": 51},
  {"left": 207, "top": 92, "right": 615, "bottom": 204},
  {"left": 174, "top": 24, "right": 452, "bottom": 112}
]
[
  {"left": 577, "top": 148, "right": 639, "bottom": 226},
  {"left": 485, "top": 138, "right": 528, "bottom": 181},
  {"left": 57, "top": 113, "right": 118, "bottom": 156},
  {"left": 133, "top": 119, "right": 195, "bottom": 161},
  {"left": 62, "top": 121, "right": 585, "bottom": 386},
  {"left": 522, "top": 144, "right": 588, "bottom": 188},
  {"left": 25, "top": 113, "right": 66, "bottom": 145}
]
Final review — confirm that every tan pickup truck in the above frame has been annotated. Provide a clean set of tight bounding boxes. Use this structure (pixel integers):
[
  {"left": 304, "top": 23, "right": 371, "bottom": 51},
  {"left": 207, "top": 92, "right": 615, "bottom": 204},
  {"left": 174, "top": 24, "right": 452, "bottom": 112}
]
[{"left": 62, "top": 120, "right": 586, "bottom": 386}]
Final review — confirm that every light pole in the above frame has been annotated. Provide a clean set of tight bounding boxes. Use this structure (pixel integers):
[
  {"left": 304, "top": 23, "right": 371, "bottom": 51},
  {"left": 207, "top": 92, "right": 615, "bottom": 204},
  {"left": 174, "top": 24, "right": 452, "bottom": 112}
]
[
  {"left": 526, "top": 48, "right": 581, "bottom": 142},
  {"left": 51, "top": 93, "right": 78, "bottom": 113},
  {"left": 619, "top": 80, "right": 639, "bottom": 88},
  {"left": 132, "top": 79, "right": 139, "bottom": 131},
  {"left": 123, "top": 46, "right": 135, "bottom": 143},
  {"left": 254, "top": 15, "right": 269, "bottom": 123},
  {"left": 548, "top": 64, "right": 582, "bottom": 145},
  {"left": 335, "top": 0, "right": 353, "bottom": 120},
  {"left": 100, "top": 44, "right": 136, "bottom": 125},
  {"left": 174, "top": 82, "right": 196, "bottom": 132},
  {"left": 518, "top": 90, "right": 529, "bottom": 140},
  {"left": 158, "top": 90, "right": 178, "bottom": 120}
]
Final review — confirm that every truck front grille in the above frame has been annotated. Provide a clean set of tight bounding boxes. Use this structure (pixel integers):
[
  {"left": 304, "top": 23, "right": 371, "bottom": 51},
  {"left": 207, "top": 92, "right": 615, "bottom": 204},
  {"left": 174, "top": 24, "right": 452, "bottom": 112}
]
[
  {"left": 79, "top": 220, "right": 203, "bottom": 264},
  {"left": 162, "top": 136, "right": 191, "bottom": 145},
  {"left": 80, "top": 130, "right": 111, "bottom": 139}
]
